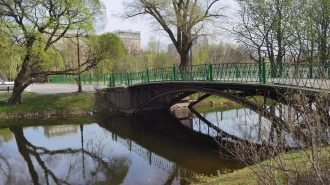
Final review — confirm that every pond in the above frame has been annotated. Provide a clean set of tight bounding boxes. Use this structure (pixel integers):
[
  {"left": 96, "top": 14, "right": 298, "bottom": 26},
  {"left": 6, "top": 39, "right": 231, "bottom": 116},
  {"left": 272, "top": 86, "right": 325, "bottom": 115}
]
[{"left": 0, "top": 107, "right": 258, "bottom": 185}]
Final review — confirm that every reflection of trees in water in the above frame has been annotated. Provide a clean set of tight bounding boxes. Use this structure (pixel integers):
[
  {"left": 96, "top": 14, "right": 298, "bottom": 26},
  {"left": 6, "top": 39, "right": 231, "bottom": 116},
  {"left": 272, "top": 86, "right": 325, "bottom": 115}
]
[
  {"left": 1, "top": 126, "right": 131, "bottom": 185},
  {"left": 0, "top": 155, "right": 11, "bottom": 185},
  {"left": 0, "top": 128, "right": 14, "bottom": 146}
]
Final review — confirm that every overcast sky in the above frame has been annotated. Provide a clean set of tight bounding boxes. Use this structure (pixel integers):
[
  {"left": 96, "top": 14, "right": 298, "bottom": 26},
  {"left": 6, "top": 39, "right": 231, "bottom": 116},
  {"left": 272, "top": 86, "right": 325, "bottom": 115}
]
[
  {"left": 100, "top": 0, "right": 239, "bottom": 48},
  {"left": 100, "top": 0, "right": 155, "bottom": 47}
]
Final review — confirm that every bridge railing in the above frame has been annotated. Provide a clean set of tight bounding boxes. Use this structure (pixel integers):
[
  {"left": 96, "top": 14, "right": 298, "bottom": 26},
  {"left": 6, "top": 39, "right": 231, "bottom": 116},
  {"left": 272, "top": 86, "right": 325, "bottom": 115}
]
[
  {"left": 52, "top": 73, "right": 111, "bottom": 86},
  {"left": 265, "top": 62, "right": 330, "bottom": 88},
  {"left": 51, "top": 61, "right": 330, "bottom": 90},
  {"left": 108, "top": 62, "right": 264, "bottom": 87},
  {"left": 107, "top": 61, "right": 330, "bottom": 89}
]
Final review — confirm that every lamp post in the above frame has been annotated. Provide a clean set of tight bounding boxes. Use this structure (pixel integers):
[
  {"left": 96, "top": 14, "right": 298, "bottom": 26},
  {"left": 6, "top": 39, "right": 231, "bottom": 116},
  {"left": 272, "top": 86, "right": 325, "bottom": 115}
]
[{"left": 76, "top": 29, "right": 82, "bottom": 92}]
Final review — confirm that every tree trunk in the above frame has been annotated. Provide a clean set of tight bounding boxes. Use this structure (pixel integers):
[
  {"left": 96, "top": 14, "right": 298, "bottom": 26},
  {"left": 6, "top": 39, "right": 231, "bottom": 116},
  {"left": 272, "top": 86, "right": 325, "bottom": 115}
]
[
  {"left": 179, "top": 50, "right": 189, "bottom": 66},
  {"left": 7, "top": 78, "right": 30, "bottom": 105}
]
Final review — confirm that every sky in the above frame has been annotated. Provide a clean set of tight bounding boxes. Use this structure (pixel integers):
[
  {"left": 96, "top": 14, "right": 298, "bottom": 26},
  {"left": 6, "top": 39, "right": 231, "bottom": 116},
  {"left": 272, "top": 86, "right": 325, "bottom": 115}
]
[
  {"left": 100, "top": 0, "right": 156, "bottom": 48},
  {"left": 100, "top": 0, "right": 239, "bottom": 48}
]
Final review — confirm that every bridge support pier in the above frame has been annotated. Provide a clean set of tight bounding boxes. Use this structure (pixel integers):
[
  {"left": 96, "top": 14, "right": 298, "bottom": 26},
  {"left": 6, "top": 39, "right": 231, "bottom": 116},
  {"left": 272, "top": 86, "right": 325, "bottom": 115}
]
[{"left": 100, "top": 87, "right": 136, "bottom": 114}]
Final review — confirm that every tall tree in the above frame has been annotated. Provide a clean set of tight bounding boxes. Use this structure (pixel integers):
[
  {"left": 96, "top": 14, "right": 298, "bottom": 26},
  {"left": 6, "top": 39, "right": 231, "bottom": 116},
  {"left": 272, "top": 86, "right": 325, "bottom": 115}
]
[
  {"left": 233, "top": 0, "right": 295, "bottom": 64},
  {"left": 294, "top": 0, "right": 330, "bottom": 64},
  {"left": 0, "top": 0, "right": 106, "bottom": 105},
  {"left": 87, "top": 33, "right": 126, "bottom": 73},
  {"left": 123, "top": 0, "right": 225, "bottom": 66}
]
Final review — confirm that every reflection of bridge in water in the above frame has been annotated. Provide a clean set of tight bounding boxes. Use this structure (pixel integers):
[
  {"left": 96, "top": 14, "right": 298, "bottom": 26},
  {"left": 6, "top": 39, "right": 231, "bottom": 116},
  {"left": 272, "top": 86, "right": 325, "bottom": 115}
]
[
  {"left": 115, "top": 136, "right": 177, "bottom": 173},
  {"left": 185, "top": 108, "right": 255, "bottom": 137},
  {"left": 97, "top": 111, "right": 241, "bottom": 177}
]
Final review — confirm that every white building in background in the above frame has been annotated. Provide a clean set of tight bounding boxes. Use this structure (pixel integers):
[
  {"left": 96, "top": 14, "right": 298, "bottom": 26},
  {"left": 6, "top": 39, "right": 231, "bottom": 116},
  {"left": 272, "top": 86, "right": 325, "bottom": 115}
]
[{"left": 113, "top": 30, "right": 141, "bottom": 55}]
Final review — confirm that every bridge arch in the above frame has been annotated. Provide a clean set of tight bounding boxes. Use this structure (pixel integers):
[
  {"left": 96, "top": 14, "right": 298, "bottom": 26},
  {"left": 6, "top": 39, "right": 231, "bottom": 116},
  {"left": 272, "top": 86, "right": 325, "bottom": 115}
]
[{"left": 134, "top": 86, "right": 260, "bottom": 114}]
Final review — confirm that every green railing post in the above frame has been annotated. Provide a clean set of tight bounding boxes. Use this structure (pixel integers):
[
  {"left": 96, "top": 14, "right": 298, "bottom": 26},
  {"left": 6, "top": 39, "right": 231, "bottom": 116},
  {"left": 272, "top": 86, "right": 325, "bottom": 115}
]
[
  {"left": 259, "top": 61, "right": 262, "bottom": 83},
  {"left": 208, "top": 64, "right": 213, "bottom": 81},
  {"left": 130, "top": 73, "right": 133, "bottom": 85},
  {"left": 262, "top": 57, "right": 266, "bottom": 84},
  {"left": 172, "top": 64, "right": 177, "bottom": 81},
  {"left": 110, "top": 75, "right": 112, "bottom": 87},
  {"left": 126, "top": 72, "right": 131, "bottom": 86},
  {"left": 278, "top": 62, "right": 283, "bottom": 78},
  {"left": 111, "top": 73, "right": 115, "bottom": 87},
  {"left": 235, "top": 64, "right": 239, "bottom": 78},
  {"left": 146, "top": 68, "right": 150, "bottom": 83}
]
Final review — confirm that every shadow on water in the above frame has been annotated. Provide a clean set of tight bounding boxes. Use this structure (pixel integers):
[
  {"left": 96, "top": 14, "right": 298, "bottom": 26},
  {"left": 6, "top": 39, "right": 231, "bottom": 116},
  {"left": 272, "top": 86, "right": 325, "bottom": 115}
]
[{"left": 97, "top": 110, "right": 243, "bottom": 177}]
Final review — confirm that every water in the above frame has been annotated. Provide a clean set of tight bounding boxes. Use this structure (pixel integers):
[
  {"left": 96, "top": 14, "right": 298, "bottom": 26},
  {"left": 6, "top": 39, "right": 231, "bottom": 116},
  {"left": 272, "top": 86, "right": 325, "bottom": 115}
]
[{"left": 0, "top": 109, "right": 248, "bottom": 185}]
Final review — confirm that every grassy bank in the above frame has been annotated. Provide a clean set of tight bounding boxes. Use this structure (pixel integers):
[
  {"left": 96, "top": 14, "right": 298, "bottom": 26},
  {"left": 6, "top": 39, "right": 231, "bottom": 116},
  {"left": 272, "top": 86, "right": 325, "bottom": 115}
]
[
  {"left": 192, "top": 167, "right": 257, "bottom": 185},
  {"left": 192, "top": 95, "right": 272, "bottom": 113},
  {"left": 0, "top": 92, "right": 98, "bottom": 119},
  {"left": 192, "top": 146, "right": 330, "bottom": 185}
]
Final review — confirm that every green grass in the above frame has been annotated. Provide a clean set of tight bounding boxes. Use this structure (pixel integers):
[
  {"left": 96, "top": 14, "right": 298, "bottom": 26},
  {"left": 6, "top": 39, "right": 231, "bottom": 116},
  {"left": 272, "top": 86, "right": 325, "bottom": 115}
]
[
  {"left": 0, "top": 92, "right": 97, "bottom": 117},
  {"left": 191, "top": 167, "right": 258, "bottom": 185},
  {"left": 192, "top": 147, "right": 330, "bottom": 185}
]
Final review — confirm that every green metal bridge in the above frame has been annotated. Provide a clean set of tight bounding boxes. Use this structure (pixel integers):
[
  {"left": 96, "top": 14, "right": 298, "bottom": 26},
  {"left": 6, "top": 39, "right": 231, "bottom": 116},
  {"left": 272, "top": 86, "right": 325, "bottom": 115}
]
[
  {"left": 51, "top": 61, "right": 330, "bottom": 116},
  {"left": 52, "top": 61, "right": 330, "bottom": 90}
]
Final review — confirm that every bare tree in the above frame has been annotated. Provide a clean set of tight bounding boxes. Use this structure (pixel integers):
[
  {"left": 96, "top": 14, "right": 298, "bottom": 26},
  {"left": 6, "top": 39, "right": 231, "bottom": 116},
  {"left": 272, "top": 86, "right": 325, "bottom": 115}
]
[
  {"left": 122, "top": 0, "right": 225, "bottom": 66},
  {"left": 207, "top": 42, "right": 250, "bottom": 63},
  {"left": 233, "top": 0, "right": 330, "bottom": 65},
  {"left": 217, "top": 87, "right": 330, "bottom": 184}
]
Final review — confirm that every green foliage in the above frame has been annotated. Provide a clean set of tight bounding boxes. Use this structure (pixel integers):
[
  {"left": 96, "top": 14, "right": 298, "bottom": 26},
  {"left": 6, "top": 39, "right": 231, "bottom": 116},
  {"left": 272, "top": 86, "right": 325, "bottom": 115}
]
[
  {"left": 0, "top": 26, "right": 23, "bottom": 80},
  {"left": 91, "top": 33, "right": 126, "bottom": 73},
  {"left": 94, "top": 33, "right": 125, "bottom": 59},
  {"left": 0, "top": 128, "right": 14, "bottom": 146},
  {"left": 30, "top": 38, "right": 65, "bottom": 71},
  {"left": 0, "top": 0, "right": 107, "bottom": 105}
]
